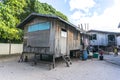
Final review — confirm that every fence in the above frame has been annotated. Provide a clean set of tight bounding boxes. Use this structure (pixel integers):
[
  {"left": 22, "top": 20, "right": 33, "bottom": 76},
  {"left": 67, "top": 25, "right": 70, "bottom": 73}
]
[{"left": 0, "top": 43, "right": 23, "bottom": 55}]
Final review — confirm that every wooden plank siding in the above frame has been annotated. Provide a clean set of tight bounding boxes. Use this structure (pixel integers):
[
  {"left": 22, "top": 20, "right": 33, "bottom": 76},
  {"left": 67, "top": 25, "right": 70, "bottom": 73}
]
[
  {"left": 21, "top": 16, "right": 81, "bottom": 58},
  {"left": 54, "top": 20, "right": 81, "bottom": 57},
  {"left": 54, "top": 20, "right": 61, "bottom": 57},
  {"left": 49, "top": 19, "right": 55, "bottom": 55},
  {"left": 23, "top": 17, "right": 52, "bottom": 52}
]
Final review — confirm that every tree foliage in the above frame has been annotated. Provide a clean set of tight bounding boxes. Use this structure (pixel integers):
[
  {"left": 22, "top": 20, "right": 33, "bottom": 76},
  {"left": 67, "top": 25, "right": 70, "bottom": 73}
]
[
  {"left": 0, "top": 0, "right": 26, "bottom": 43},
  {"left": 0, "top": 0, "right": 68, "bottom": 43},
  {"left": 21, "top": 0, "right": 68, "bottom": 21}
]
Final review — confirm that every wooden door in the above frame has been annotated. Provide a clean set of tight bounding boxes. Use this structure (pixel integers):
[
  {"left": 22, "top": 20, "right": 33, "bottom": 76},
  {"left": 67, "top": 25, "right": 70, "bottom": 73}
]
[{"left": 60, "top": 29, "right": 67, "bottom": 55}]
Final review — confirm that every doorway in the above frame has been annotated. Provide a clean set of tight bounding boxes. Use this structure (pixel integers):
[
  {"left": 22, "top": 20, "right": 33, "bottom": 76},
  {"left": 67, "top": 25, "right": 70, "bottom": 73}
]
[{"left": 60, "top": 29, "right": 67, "bottom": 55}]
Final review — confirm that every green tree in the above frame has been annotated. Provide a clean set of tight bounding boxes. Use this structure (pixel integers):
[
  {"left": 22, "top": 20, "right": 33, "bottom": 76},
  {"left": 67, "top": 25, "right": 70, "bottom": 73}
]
[
  {"left": 0, "top": 0, "right": 68, "bottom": 43},
  {"left": 0, "top": 0, "right": 26, "bottom": 42},
  {"left": 21, "top": 0, "right": 68, "bottom": 21},
  {"left": 55, "top": 11, "right": 68, "bottom": 21}
]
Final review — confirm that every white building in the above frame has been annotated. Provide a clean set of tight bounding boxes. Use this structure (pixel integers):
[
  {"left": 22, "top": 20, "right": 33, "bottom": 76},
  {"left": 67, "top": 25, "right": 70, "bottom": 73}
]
[
  {"left": 87, "top": 30, "right": 120, "bottom": 51},
  {"left": 117, "top": 36, "right": 120, "bottom": 47}
]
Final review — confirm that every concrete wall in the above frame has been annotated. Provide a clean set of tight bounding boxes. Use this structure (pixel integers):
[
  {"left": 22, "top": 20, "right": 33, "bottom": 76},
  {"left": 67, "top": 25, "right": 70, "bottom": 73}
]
[{"left": 0, "top": 43, "right": 23, "bottom": 55}]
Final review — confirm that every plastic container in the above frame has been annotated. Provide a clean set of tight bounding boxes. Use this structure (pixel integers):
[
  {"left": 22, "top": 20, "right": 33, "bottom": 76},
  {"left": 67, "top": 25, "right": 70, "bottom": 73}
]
[
  {"left": 99, "top": 55, "right": 103, "bottom": 60},
  {"left": 83, "top": 50, "right": 88, "bottom": 60},
  {"left": 93, "top": 52, "right": 99, "bottom": 58}
]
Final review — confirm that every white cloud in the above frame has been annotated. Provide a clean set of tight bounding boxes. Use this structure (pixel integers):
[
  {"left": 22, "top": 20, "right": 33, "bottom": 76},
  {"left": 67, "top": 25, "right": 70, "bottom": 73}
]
[
  {"left": 70, "top": 0, "right": 120, "bottom": 32},
  {"left": 70, "top": 11, "right": 85, "bottom": 20},
  {"left": 69, "top": 0, "right": 95, "bottom": 12},
  {"left": 64, "top": 0, "right": 67, "bottom": 3}
]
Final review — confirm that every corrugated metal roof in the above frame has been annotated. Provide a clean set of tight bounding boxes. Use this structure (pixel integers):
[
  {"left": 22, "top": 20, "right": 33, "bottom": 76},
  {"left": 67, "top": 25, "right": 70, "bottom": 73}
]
[
  {"left": 17, "top": 13, "right": 78, "bottom": 30},
  {"left": 88, "top": 30, "right": 120, "bottom": 35}
]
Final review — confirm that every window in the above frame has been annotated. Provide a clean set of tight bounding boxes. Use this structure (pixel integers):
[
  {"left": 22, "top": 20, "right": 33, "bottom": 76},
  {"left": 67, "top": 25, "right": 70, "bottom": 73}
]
[
  {"left": 89, "top": 34, "right": 97, "bottom": 40},
  {"left": 92, "top": 34, "right": 97, "bottom": 40},
  {"left": 80, "top": 37, "right": 83, "bottom": 45},
  {"left": 28, "top": 22, "right": 50, "bottom": 32},
  {"left": 61, "top": 29, "right": 67, "bottom": 37},
  {"left": 108, "top": 35, "right": 115, "bottom": 41}
]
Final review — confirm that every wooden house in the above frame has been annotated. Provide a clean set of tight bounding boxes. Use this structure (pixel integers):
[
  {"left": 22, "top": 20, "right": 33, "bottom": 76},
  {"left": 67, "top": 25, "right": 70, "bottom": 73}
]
[
  {"left": 17, "top": 13, "right": 82, "bottom": 68},
  {"left": 87, "top": 30, "right": 120, "bottom": 51}
]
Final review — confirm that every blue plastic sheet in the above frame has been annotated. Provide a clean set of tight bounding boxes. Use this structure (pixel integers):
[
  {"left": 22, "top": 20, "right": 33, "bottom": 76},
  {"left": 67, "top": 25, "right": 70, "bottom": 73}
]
[{"left": 28, "top": 22, "right": 50, "bottom": 32}]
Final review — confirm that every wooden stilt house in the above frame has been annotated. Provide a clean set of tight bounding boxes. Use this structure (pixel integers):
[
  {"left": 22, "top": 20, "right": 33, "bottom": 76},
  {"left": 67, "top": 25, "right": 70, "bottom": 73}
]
[{"left": 17, "top": 13, "right": 82, "bottom": 68}]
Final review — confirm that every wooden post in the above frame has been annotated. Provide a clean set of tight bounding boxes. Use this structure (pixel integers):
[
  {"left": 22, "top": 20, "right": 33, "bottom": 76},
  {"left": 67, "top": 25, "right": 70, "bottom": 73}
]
[{"left": 53, "top": 54, "right": 55, "bottom": 68}]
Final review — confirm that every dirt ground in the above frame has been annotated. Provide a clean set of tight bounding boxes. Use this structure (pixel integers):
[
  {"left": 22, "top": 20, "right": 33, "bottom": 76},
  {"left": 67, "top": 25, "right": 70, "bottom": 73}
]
[{"left": 0, "top": 56, "right": 120, "bottom": 80}]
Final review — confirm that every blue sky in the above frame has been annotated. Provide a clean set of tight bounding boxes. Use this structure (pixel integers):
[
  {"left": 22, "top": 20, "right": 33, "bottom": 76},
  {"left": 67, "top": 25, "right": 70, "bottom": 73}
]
[
  {"left": 39, "top": 0, "right": 71, "bottom": 16},
  {"left": 39, "top": 0, "right": 120, "bottom": 32}
]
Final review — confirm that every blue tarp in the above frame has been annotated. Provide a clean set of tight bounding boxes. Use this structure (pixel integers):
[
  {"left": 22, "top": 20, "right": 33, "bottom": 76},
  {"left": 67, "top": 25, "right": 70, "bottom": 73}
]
[{"left": 28, "top": 22, "right": 50, "bottom": 32}]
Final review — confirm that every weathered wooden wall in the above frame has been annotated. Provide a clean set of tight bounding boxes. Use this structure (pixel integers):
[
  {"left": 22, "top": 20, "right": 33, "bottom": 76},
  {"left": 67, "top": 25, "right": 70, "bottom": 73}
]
[
  {"left": 54, "top": 20, "right": 81, "bottom": 57},
  {"left": 89, "top": 32, "right": 108, "bottom": 46},
  {"left": 23, "top": 17, "right": 81, "bottom": 57},
  {"left": 89, "top": 32, "right": 119, "bottom": 46},
  {"left": 23, "top": 18, "right": 52, "bottom": 54}
]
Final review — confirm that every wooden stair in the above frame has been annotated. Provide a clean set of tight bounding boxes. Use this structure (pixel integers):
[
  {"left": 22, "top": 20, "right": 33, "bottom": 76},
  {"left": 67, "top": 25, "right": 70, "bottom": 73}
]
[{"left": 62, "top": 55, "right": 72, "bottom": 67}]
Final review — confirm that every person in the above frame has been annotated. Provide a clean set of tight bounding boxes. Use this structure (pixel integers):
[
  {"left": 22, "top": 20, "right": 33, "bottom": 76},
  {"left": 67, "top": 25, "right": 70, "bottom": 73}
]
[
  {"left": 114, "top": 47, "right": 118, "bottom": 56},
  {"left": 99, "top": 49, "right": 104, "bottom": 60},
  {"left": 99, "top": 49, "right": 103, "bottom": 56}
]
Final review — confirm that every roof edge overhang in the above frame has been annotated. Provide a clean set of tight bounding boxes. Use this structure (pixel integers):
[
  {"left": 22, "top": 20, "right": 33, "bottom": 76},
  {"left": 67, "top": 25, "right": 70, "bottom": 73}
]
[
  {"left": 88, "top": 29, "right": 120, "bottom": 35},
  {"left": 17, "top": 13, "right": 79, "bottom": 31}
]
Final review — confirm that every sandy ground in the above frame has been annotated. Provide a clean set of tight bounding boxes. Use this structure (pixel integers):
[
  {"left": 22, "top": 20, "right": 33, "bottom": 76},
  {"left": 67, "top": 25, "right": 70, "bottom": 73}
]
[{"left": 0, "top": 57, "right": 120, "bottom": 80}]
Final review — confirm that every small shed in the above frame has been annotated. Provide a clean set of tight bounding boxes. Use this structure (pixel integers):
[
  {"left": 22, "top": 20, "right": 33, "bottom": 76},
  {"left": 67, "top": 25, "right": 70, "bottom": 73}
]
[{"left": 17, "top": 13, "right": 82, "bottom": 67}]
